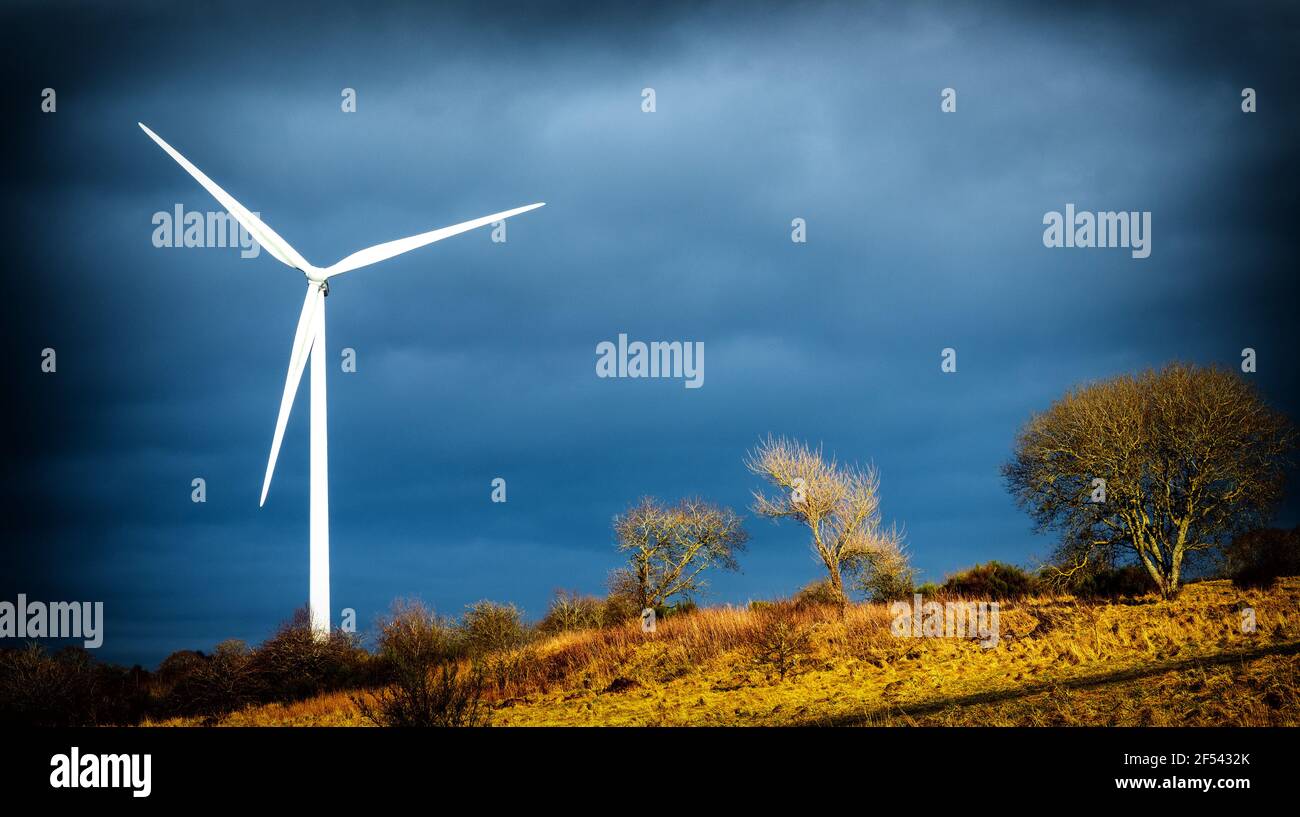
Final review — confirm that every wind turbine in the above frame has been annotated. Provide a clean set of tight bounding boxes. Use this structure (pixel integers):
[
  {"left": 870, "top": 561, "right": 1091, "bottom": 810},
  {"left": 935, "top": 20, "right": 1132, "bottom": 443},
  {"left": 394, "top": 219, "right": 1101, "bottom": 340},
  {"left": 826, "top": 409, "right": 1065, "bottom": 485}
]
[{"left": 140, "top": 123, "right": 544, "bottom": 637}]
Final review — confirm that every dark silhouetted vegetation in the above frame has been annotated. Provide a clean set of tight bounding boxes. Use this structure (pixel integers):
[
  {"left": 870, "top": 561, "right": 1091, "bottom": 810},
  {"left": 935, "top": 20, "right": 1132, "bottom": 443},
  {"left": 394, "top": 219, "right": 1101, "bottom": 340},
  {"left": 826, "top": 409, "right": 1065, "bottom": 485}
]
[
  {"left": 0, "top": 644, "right": 150, "bottom": 727},
  {"left": 1056, "top": 564, "right": 1153, "bottom": 599},
  {"left": 941, "top": 561, "right": 1040, "bottom": 600},
  {"left": 1224, "top": 526, "right": 1300, "bottom": 589}
]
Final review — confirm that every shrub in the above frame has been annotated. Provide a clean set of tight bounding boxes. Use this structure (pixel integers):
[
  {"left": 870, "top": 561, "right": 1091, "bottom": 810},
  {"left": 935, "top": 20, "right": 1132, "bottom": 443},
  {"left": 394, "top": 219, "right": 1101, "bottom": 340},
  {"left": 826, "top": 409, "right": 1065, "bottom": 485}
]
[
  {"left": 746, "top": 609, "right": 814, "bottom": 681},
  {"left": 794, "top": 580, "right": 843, "bottom": 608},
  {"left": 356, "top": 600, "right": 488, "bottom": 726},
  {"left": 914, "top": 582, "right": 941, "bottom": 598},
  {"left": 941, "top": 561, "right": 1039, "bottom": 600},
  {"left": 673, "top": 598, "right": 698, "bottom": 615},
  {"left": 374, "top": 600, "right": 462, "bottom": 673},
  {"left": 483, "top": 645, "right": 544, "bottom": 694},
  {"left": 355, "top": 659, "right": 488, "bottom": 727},
  {"left": 251, "top": 608, "right": 370, "bottom": 702},
  {"left": 601, "top": 592, "right": 641, "bottom": 625},
  {"left": 0, "top": 645, "right": 156, "bottom": 727},
  {"left": 637, "top": 642, "right": 694, "bottom": 684},
  {"left": 156, "top": 649, "right": 206, "bottom": 688},
  {"left": 90, "top": 661, "right": 154, "bottom": 726},
  {"left": 0, "top": 644, "right": 101, "bottom": 726},
  {"left": 459, "top": 601, "right": 528, "bottom": 657},
  {"left": 855, "top": 543, "right": 917, "bottom": 602},
  {"left": 165, "top": 639, "right": 261, "bottom": 720},
  {"left": 1224, "top": 527, "right": 1300, "bottom": 589},
  {"left": 1061, "top": 564, "right": 1152, "bottom": 598},
  {"left": 654, "top": 598, "right": 697, "bottom": 621},
  {"left": 538, "top": 590, "right": 606, "bottom": 634}
]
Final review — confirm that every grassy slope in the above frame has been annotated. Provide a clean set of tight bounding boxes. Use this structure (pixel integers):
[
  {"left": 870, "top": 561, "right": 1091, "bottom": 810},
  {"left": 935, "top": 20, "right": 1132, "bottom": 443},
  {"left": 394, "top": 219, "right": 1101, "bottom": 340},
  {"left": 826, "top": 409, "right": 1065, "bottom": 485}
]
[{"left": 161, "top": 578, "right": 1300, "bottom": 726}]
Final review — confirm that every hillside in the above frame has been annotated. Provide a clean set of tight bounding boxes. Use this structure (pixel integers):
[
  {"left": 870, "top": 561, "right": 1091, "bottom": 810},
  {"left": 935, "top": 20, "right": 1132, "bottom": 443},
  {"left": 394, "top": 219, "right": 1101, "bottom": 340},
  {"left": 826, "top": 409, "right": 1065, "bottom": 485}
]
[{"left": 155, "top": 578, "right": 1300, "bottom": 726}]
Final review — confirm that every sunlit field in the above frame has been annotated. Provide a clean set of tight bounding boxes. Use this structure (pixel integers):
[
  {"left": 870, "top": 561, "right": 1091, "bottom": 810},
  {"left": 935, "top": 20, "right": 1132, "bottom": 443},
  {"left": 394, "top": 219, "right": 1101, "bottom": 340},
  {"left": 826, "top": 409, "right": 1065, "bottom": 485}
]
[{"left": 148, "top": 578, "right": 1300, "bottom": 727}]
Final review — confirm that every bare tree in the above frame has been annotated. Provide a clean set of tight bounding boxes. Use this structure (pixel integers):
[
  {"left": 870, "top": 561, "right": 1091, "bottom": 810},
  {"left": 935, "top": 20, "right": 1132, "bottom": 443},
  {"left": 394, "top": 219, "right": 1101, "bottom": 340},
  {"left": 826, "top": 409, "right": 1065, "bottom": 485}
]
[
  {"left": 612, "top": 497, "right": 748, "bottom": 609},
  {"left": 746, "top": 435, "right": 906, "bottom": 605},
  {"left": 1003, "top": 363, "right": 1295, "bottom": 598}
]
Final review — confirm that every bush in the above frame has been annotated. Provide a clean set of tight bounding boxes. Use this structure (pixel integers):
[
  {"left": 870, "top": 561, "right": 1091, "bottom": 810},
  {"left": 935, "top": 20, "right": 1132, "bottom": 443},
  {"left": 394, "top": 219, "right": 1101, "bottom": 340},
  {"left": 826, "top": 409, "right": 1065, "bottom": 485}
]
[
  {"left": 914, "top": 582, "right": 941, "bottom": 597},
  {"left": 0, "top": 645, "right": 155, "bottom": 727},
  {"left": 165, "top": 639, "right": 261, "bottom": 720},
  {"left": 483, "top": 645, "right": 544, "bottom": 694},
  {"left": 538, "top": 590, "right": 606, "bottom": 634},
  {"left": 91, "top": 661, "right": 154, "bottom": 725},
  {"left": 1224, "top": 527, "right": 1300, "bottom": 589},
  {"left": 250, "top": 608, "right": 370, "bottom": 702},
  {"left": 374, "top": 600, "right": 462, "bottom": 673},
  {"left": 0, "top": 644, "right": 101, "bottom": 726},
  {"left": 673, "top": 598, "right": 699, "bottom": 615},
  {"left": 941, "top": 561, "right": 1039, "bottom": 600},
  {"left": 1060, "top": 564, "right": 1152, "bottom": 598},
  {"left": 459, "top": 601, "right": 528, "bottom": 657},
  {"left": 855, "top": 543, "right": 917, "bottom": 602},
  {"left": 654, "top": 598, "right": 697, "bottom": 621},
  {"left": 601, "top": 592, "right": 641, "bottom": 626},
  {"left": 156, "top": 649, "right": 206, "bottom": 688},
  {"left": 746, "top": 609, "right": 813, "bottom": 681},
  {"left": 794, "top": 580, "right": 843, "bottom": 608},
  {"left": 355, "top": 659, "right": 488, "bottom": 727},
  {"left": 356, "top": 601, "right": 487, "bottom": 726}
]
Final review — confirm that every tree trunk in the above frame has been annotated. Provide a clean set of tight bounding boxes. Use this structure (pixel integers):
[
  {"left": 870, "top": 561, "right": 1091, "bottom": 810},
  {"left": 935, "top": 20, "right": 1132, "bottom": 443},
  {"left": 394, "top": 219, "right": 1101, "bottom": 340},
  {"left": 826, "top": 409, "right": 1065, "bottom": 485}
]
[
  {"left": 827, "top": 563, "right": 847, "bottom": 607},
  {"left": 1167, "top": 545, "right": 1184, "bottom": 599},
  {"left": 637, "top": 557, "right": 651, "bottom": 609},
  {"left": 1136, "top": 547, "right": 1171, "bottom": 599}
]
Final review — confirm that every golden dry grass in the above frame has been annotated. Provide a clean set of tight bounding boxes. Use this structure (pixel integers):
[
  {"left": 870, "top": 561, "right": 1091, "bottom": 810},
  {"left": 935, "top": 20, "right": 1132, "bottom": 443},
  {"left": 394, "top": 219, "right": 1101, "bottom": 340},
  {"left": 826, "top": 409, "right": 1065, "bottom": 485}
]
[{"left": 151, "top": 577, "right": 1300, "bottom": 726}]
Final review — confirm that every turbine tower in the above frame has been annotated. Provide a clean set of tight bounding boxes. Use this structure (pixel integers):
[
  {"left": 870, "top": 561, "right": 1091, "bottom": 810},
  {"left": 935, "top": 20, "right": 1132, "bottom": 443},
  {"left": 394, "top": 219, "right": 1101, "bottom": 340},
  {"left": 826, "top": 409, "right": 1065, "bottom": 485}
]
[{"left": 140, "top": 123, "right": 544, "bottom": 636}]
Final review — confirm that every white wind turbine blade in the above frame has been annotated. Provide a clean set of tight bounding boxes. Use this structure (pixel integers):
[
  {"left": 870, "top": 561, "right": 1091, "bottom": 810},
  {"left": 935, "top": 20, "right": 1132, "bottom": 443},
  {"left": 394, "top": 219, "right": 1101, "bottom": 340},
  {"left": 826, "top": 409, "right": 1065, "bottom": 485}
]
[
  {"left": 260, "top": 284, "right": 322, "bottom": 506},
  {"left": 323, "top": 202, "right": 545, "bottom": 278},
  {"left": 139, "top": 123, "right": 315, "bottom": 272}
]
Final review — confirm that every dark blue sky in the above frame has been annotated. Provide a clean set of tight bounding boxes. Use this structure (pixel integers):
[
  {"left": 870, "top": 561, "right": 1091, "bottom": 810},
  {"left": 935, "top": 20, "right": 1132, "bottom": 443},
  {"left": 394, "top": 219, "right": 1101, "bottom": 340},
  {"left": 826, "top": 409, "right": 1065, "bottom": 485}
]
[{"left": 4, "top": 0, "right": 1298, "bottom": 666}]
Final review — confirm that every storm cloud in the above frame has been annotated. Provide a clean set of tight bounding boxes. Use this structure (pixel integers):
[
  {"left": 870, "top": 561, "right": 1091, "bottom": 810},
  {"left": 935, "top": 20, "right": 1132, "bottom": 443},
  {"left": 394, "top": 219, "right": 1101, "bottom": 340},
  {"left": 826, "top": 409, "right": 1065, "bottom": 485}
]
[{"left": 3, "top": 0, "right": 1298, "bottom": 665}]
